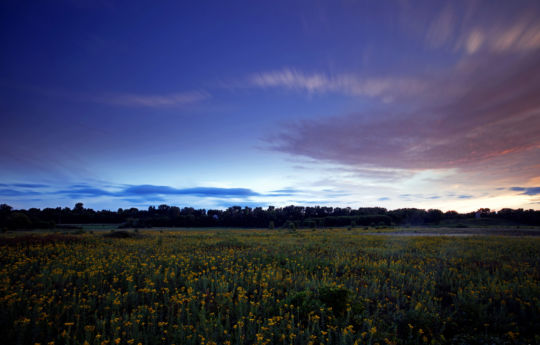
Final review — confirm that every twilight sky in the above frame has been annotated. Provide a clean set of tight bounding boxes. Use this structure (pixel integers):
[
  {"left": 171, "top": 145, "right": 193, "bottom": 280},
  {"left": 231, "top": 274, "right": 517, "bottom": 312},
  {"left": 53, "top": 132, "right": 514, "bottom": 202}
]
[{"left": 1, "top": 0, "right": 540, "bottom": 212}]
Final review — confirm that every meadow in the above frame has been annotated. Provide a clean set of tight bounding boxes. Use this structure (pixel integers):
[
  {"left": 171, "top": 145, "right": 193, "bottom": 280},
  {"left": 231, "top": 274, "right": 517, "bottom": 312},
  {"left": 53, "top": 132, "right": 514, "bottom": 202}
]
[{"left": 1, "top": 229, "right": 539, "bottom": 345}]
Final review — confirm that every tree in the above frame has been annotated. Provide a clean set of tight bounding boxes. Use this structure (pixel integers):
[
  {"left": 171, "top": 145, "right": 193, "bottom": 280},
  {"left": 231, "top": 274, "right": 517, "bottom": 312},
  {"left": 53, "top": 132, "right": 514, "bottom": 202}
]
[
  {"left": 287, "top": 221, "right": 297, "bottom": 231},
  {"left": 8, "top": 212, "right": 32, "bottom": 230}
]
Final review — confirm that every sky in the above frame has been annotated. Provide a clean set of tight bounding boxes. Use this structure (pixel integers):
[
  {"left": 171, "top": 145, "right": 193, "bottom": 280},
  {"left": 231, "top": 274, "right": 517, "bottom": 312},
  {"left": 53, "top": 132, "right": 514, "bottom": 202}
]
[{"left": 1, "top": 0, "right": 539, "bottom": 212}]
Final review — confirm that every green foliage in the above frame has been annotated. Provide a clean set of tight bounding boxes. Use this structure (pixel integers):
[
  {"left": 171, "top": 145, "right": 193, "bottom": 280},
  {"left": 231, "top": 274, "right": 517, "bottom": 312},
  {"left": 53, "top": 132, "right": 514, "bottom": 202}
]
[
  {"left": 1, "top": 203, "right": 540, "bottom": 230},
  {"left": 103, "top": 230, "right": 133, "bottom": 238},
  {"left": 319, "top": 286, "right": 350, "bottom": 316},
  {"left": 287, "top": 221, "right": 297, "bottom": 231},
  {"left": 7, "top": 212, "right": 32, "bottom": 229},
  {"left": 285, "top": 290, "right": 321, "bottom": 321}
]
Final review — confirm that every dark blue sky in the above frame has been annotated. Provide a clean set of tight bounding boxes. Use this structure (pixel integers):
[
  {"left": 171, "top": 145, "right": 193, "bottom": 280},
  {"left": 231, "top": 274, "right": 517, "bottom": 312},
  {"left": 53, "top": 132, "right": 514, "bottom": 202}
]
[{"left": 1, "top": 0, "right": 540, "bottom": 211}]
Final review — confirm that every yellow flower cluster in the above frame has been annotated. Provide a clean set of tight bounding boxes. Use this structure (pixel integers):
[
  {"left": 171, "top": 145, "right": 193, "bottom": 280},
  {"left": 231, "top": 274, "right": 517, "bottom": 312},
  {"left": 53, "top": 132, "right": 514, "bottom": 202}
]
[{"left": 1, "top": 229, "right": 539, "bottom": 344}]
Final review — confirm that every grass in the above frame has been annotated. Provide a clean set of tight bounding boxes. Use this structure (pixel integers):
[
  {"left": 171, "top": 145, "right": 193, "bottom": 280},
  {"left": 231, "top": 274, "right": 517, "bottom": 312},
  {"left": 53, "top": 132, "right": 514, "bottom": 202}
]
[{"left": 0, "top": 229, "right": 539, "bottom": 345}]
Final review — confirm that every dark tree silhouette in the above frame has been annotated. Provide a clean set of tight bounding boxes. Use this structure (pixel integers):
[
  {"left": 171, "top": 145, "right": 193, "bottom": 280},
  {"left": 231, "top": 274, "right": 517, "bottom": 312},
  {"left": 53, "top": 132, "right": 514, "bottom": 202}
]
[{"left": 0, "top": 203, "right": 538, "bottom": 230}]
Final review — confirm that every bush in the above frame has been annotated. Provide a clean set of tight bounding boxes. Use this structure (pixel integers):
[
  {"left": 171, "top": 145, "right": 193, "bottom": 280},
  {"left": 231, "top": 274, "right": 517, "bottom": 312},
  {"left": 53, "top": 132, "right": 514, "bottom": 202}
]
[
  {"left": 7, "top": 212, "right": 32, "bottom": 230},
  {"left": 319, "top": 286, "right": 350, "bottom": 316},
  {"left": 103, "top": 230, "right": 134, "bottom": 238},
  {"left": 287, "top": 221, "right": 297, "bottom": 231},
  {"left": 286, "top": 290, "right": 322, "bottom": 322}
]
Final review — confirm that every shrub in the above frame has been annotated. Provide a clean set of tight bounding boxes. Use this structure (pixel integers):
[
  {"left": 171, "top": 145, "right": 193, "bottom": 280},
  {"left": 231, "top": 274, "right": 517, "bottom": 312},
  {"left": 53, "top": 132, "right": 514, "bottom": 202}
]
[
  {"left": 319, "top": 286, "right": 350, "bottom": 316},
  {"left": 103, "top": 230, "right": 133, "bottom": 238}
]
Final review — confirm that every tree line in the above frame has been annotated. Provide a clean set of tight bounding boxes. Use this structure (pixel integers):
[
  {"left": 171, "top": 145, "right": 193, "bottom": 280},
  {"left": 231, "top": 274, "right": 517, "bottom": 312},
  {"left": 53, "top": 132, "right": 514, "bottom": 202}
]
[{"left": 1, "top": 203, "right": 539, "bottom": 230}]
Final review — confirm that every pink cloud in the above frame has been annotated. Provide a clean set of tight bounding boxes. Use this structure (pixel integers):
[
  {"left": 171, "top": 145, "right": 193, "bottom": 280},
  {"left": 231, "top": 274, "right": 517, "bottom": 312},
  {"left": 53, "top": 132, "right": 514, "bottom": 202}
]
[
  {"left": 269, "top": 50, "right": 540, "bottom": 174},
  {"left": 399, "top": 1, "right": 540, "bottom": 55}
]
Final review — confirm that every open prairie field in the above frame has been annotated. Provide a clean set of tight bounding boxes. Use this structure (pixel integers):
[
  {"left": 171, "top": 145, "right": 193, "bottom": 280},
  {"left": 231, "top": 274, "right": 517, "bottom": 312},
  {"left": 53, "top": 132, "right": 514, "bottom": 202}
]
[{"left": 1, "top": 229, "right": 539, "bottom": 345}]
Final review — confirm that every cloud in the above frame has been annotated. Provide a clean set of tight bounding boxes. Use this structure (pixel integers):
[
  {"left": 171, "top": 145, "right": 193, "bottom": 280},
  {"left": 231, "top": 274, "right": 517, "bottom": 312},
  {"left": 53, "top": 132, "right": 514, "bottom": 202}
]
[
  {"left": 270, "top": 188, "right": 301, "bottom": 194},
  {"left": 122, "top": 185, "right": 260, "bottom": 197},
  {"left": 402, "top": 1, "right": 540, "bottom": 55},
  {"left": 378, "top": 197, "right": 390, "bottom": 201},
  {"left": 121, "top": 197, "right": 166, "bottom": 204},
  {"left": 424, "top": 3, "right": 456, "bottom": 48},
  {"left": 95, "top": 90, "right": 209, "bottom": 108},
  {"left": 2, "top": 183, "right": 315, "bottom": 203},
  {"left": 10, "top": 183, "right": 356, "bottom": 207},
  {"left": 215, "top": 201, "right": 269, "bottom": 209},
  {"left": 457, "top": 14, "right": 540, "bottom": 54},
  {"left": 288, "top": 200, "right": 334, "bottom": 205},
  {"left": 266, "top": 188, "right": 302, "bottom": 196},
  {"left": 332, "top": 166, "right": 415, "bottom": 182},
  {"left": 0, "top": 183, "right": 49, "bottom": 188},
  {"left": 246, "top": 68, "right": 425, "bottom": 100},
  {"left": 511, "top": 187, "right": 540, "bottom": 196},
  {"left": 56, "top": 187, "right": 116, "bottom": 198},
  {"left": 11, "top": 183, "right": 50, "bottom": 188},
  {"left": 458, "top": 195, "right": 473, "bottom": 199},
  {"left": 268, "top": 48, "right": 540, "bottom": 171},
  {"left": 0, "top": 189, "right": 41, "bottom": 196}
]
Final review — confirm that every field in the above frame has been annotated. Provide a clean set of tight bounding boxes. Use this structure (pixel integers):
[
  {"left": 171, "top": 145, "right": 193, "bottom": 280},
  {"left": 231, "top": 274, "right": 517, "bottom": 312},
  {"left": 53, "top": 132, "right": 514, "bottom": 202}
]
[{"left": 1, "top": 229, "right": 539, "bottom": 345}]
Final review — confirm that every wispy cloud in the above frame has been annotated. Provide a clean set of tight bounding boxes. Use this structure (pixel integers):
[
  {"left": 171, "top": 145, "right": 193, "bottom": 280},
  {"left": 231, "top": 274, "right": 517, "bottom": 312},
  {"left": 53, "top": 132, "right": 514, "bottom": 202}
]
[
  {"left": 49, "top": 184, "right": 261, "bottom": 199},
  {"left": 330, "top": 166, "right": 415, "bottom": 182},
  {"left": 11, "top": 183, "right": 50, "bottom": 188},
  {"left": 215, "top": 201, "right": 270, "bottom": 209},
  {"left": 96, "top": 90, "right": 209, "bottom": 108},
  {"left": 1, "top": 82, "right": 210, "bottom": 109},
  {"left": 122, "top": 185, "right": 260, "bottom": 197},
  {"left": 56, "top": 187, "right": 116, "bottom": 198},
  {"left": 245, "top": 68, "right": 424, "bottom": 100},
  {"left": 0, "top": 183, "right": 50, "bottom": 188},
  {"left": 400, "top": 1, "right": 540, "bottom": 55},
  {"left": 510, "top": 187, "right": 540, "bottom": 196},
  {"left": 456, "top": 13, "right": 540, "bottom": 54},
  {"left": 0, "top": 189, "right": 42, "bottom": 197},
  {"left": 1, "top": 182, "right": 357, "bottom": 208},
  {"left": 397, "top": 194, "right": 442, "bottom": 201},
  {"left": 266, "top": 188, "right": 302, "bottom": 197},
  {"left": 121, "top": 197, "right": 166, "bottom": 204}
]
